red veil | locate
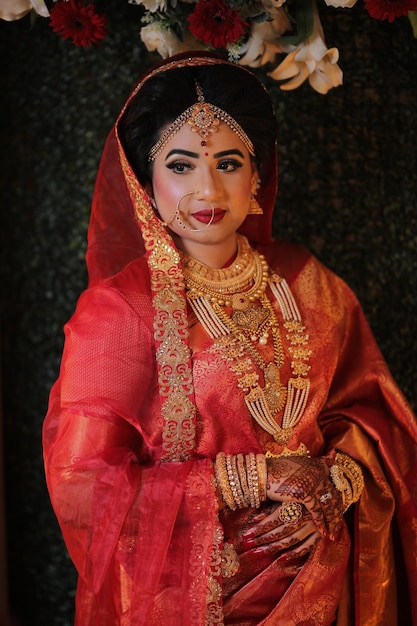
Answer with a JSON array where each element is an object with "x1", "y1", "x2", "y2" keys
[
  {"x1": 86, "y1": 52, "x2": 278, "y2": 288},
  {"x1": 43, "y1": 53, "x2": 417, "y2": 625}
]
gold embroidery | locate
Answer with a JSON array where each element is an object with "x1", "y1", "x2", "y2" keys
[
  {"x1": 118, "y1": 152, "x2": 197, "y2": 461},
  {"x1": 221, "y1": 542, "x2": 240, "y2": 578},
  {"x1": 205, "y1": 522, "x2": 226, "y2": 625},
  {"x1": 206, "y1": 575, "x2": 222, "y2": 604},
  {"x1": 186, "y1": 469, "x2": 224, "y2": 625}
]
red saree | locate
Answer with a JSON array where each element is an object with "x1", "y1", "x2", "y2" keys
[{"x1": 43, "y1": 54, "x2": 417, "y2": 625}]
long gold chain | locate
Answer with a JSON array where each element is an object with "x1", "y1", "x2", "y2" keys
[{"x1": 180, "y1": 235, "x2": 311, "y2": 449}]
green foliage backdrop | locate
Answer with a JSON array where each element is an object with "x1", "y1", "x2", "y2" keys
[{"x1": 1, "y1": 1, "x2": 416, "y2": 623}]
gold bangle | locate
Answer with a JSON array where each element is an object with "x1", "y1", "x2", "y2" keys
[
  {"x1": 245, "y1": 453, "x2": 256, "y2": 508},
  {"x1": 256, "y1": 454, "x2": 267, "y2": 503},
  {"x1": 236, "y1": 454, "x2": 251, "y2": 508},
  {"x1": 329, "y1": 464, "x2": 351, "y2": 511},
  {"x1": 214, "y1": 452, "x2": 237, "y2": 511},
  {"x1": 330, "y1": 452, "x2": 364, "y2": 511},
  {"x1": 215, "y1": 452, "x2": 268, "y2": 511},
  {"x1": 226, "y1": 454, "x2": 246, "y2": 509},
  {"x1": 245, "y1": 452, "x2": 260, "y2": 508},
  {"x1": 335, "y1": 452, "x2": 364, "y2": 502}
]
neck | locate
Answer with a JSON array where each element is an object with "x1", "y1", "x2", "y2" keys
[{"x1": 172, "y1": 234, "x2": 239, "y2": 268}]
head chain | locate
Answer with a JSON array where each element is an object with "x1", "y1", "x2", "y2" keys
[{"x1": 148, "y1": 81, "x2": 255, "y2": 161}]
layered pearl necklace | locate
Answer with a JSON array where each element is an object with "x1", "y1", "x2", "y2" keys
[{"x1": 180, "y1": 235, "x2": 311, "y2": 453}]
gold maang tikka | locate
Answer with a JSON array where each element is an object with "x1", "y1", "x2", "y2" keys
[{"x1": 148, "y1": 81, "x2": 255, "y2": 161}]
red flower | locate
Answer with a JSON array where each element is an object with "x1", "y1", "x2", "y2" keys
[
  {"x1": 49, "y1": 0, "x2": 106, "y2": 47},
  {"x1": 187, "y1": 0, "x2": 247, "y2": 49},
  {"x1": 364, "y1": 0, "x2": 417, "y2": 21}
]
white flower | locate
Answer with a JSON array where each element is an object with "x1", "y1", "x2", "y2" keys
[
  {"x1": 238, "y1": 10, "x2": 291, "y2": 67},
  {"x1": 323, "y1": 0, "x2": 357, "y2": 8},
  {"x1": 29, "y1": 0, "x2": 48, "y2": 15},
  {"x1": 0, "y1": 0, "x2": 49, "y2": 21},
  {"x1": 140, "y1": 23, "x2": 188, "y2": 58},
  {"x1": 268, "y1": 5, "x2": 343, "y2": 93},
  {"x1": 140, "y1": 0, "x2": 168, "y2": 12}
]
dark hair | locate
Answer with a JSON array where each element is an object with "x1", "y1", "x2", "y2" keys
[{"x1": 118, "y1": 63, "x2": 278, "y2": 187}]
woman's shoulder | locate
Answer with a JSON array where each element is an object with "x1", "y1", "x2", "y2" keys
[
  {"x1": 73, "y1": 257, "x2": 153, "y2": 320},
  {"x1": 260, "y1": 238, "x2": 359, "y2": 308},
  {"x1": 259, "y1": 238, "x2": 316, "y2": 281},
  {"x1": 103, "y1": 256, "x2": 152, "y2": 295}
]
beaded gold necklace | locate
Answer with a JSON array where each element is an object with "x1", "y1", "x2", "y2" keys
[{"x1": 180, "y1": 235, "x2": 311, "y2": 455}]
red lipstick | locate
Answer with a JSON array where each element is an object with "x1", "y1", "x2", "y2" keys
[{"x1": 191, "y1": 209, "x2": 226, "y2": 224}]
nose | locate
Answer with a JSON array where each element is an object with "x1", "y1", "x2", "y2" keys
[{"x1": 195, "y1": 168, "x2": 222, "y2": 202}]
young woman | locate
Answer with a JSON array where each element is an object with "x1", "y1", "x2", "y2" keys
[{"x1": 43, "y1": 52, "x2": 417, "y2": 625}]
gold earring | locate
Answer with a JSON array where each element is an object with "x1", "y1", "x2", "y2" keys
[{"x1": 248, "y1": 178, "x2": 263, "y2": 215}]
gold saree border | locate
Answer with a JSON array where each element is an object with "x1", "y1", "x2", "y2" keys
[{"x1": 118, "y1": 151, "x2": 196, "y2": 461}]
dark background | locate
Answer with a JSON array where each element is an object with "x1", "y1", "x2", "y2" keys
[{"x1": 1, "y1": 1, "x2": 416, "y2": 623}]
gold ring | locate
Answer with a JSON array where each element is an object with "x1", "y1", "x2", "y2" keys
[{"x1": 278, "y1": 501, "x2": 303, "y2": 524}]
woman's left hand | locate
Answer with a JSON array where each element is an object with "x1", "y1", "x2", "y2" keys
[{"x1": 266, "y1": 455, "x2": 344, "y2": 540}]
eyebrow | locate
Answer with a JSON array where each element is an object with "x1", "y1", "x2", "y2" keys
[
  {"x1": 164, "y1": 148, "x2": 245, "y2": 161},
  {"x1": 165, "y1": 149, "x2": 198, "y2": 160},
  {"x1": 214, "y1": 149, "x2": 245, "y2": 159}
]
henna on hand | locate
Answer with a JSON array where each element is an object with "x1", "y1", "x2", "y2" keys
[
  {"x1": 257, "y1": 527, "x2": 321, "y2": 560},
  {"x1": 266, "y1": 456, "x2": 344, "y2": 540},
  {"x1": 239, "y1": 501, "x2": 319, "y2": 558}
]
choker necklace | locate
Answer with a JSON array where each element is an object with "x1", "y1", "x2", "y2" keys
[
  {"x1": 180, "y1": 235, "x2": 312, "y2": 455},
  {"x1": 180, "y1": 235, "x2": 267, "y2": 305}
]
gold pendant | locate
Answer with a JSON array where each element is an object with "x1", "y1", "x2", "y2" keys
[
  {"x1": 264, "y1": 363, "x2": 286, "y2": 414},
  {"x1": 231, "y1": 302, "x2": 270, "y2": 337}
]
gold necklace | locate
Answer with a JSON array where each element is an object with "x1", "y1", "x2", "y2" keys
[
  {"x1": 181, "y1": 235, "x2": 311, "y2": 452},
  {"x1": 180, "y1": 234, "x2": 269, "y2": 306}
]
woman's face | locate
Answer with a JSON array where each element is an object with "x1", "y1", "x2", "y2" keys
[{"x1": 151, "y1": 121, "x2": 257, "y2": 268}]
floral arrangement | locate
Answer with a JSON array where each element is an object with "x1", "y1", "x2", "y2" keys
[{"x1": 1, "y1": 0, "x2": 416, "y2": 93}]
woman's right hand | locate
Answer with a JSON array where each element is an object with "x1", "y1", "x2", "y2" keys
[{"x1": 239, "y1": 502, "x2": 321, "y2": 557}]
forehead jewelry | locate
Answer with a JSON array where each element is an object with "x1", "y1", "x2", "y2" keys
[{"x1": 148, "y1": 81, "x2": 255, "y2": 161}]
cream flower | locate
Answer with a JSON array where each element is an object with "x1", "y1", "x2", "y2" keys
[
  {"x1": 323, "y1": 0, "x2": 358, "y2": 8},
  {"x1": 238, "y1": 10, "x2": 291, "y2": 67},
  {"x1": 269, "y1": 5, "x2": 343, "y2": 93},
  {"x1": 140, "y1": 22, "x2": 188, "y2": 57},
  {"x1": 142, "y1": 0, "x2": 168, "y2": 12},
  {"x1": 0, "y1": 0, "x2": 49, "y2": 21}
]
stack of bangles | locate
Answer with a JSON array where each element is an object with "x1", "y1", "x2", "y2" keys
[
  {"x1": 214, "y1": 452, "x2": 267, "y2": 510},
  {"x1": 329, "y1": 452, "x2": 365, "y2": 512},
  {"x1": 214, "y1": 451, "x2": 364, "y2": 514}
]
